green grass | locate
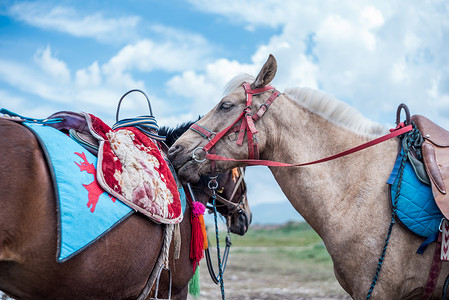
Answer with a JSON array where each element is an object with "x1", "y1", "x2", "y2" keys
[
  {"x1": 210, "y1": 221, "x2": 322, "y2": 247},
  {"x1": 207, "y1": 221, "x2": 332, "y2": 266}
]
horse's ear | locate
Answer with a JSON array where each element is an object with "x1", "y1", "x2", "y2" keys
[{"x1": 251, "y1": 54, "x2": 277, "y2": 89}]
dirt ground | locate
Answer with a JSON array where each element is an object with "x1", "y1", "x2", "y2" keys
[
  {"x1": 0, "y1": 248, "x2": 351, "y2": 300},
  {"x1": 188, "y1": 247, "x2": 351, "y2": 300}
]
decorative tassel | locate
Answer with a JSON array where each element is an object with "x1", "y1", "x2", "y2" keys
[
  {"x1": 190, "y1": 201, "x2": 206, "y2": 272},
  {"x1": 199, "y1": 214, "x2": 208, "y2": 249},
  {"x1": 188, "y1": 265, "x2": 201, "y2": 298}
]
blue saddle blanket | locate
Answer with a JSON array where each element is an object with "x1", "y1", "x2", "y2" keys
[
  {"x1": 25, "y1": 121, "x2": 186, "y2": 261},
  {"x1": 388, "y1": 151, "x2": 443, "y2": 238},
  {"x1": 25, "y1": 123, "x2": 135, "y2": 261}
]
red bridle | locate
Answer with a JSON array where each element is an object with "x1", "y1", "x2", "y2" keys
[
  {"x1": 190, "y1": 83, "x2": 413, "y2": 167},
  {"x1": 190, "y1": 83, "x2": 280, "y2": 161}
]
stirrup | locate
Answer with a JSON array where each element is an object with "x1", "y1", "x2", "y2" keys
[{"x1": 149, "y1": 266, "x2": 172, "y2": 300}]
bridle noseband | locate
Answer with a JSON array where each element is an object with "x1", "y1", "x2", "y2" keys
[
  {"x1": 190, "y1": 82, "x2": 280, "y2": 161},
  {"x1": 191, "y1": 167, "x2": 248, "y2": 222},
  {"x1": 206, "y1": 167, "x2": 247, "y2": 219}
]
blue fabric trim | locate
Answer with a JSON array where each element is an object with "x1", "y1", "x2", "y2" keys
[
  {"x1": 24, "y1": 123, "x2": 133, "y2": 262},
  {"x1": 390, "y1": 155, "x2": 443, "y2": 238},
  {"x1": 417, "y1": 231, "x2": 439, "y2": 255}
]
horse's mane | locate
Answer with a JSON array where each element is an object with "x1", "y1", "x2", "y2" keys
[
  {"x1": 284, "y1": 87, "x2": 386, "y2": 137},
  {"x1": 224, "y1": 74, "x2": 386, "y2": 137},
  {"x1": 159, "y1": 117, "x2": 201, "y2": 147}
]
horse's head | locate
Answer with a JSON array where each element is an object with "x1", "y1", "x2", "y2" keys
[
  {"x1": 168, "y1": 54, "x2": 279, "y2": 183},
  {"x1": 192, "y1": 167, "x2": 251, "y2": 236},
  {"x1": 159, "y1": 123, "x2": 252, "y2": 235}
]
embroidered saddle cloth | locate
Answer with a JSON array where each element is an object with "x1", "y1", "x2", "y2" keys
[
  {"x1": 84, "y1": 113, "x2": 183, "y2": 224},
  {"x1": 388, "y1": 146, "x2": 443, "y2": 238},
  {"x1": 24, "y1": 123, "x2": 134, "y2": 262}
]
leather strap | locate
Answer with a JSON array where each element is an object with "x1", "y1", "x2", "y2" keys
[
  {"x1": 190, "y1": 123, "x2": 215, "y2": 140},
  {"x1": 422, "y1": 231, "x2": 443, "y2": 299},
  {"x1": 205, "y1": 125, "x2": 413, "y2": 167}
]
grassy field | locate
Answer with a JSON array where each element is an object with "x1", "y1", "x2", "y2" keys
[{"x1": 191, "y1": 221, "x2": 350, "y2": 300}]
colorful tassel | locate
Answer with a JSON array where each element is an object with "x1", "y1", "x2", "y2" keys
[
  {"x1": 199, "y1": 214, "x2": 208, "y2": 249},
  {"x1": 190, "y1": 214, "x2": 204, "y2": 272},
  {"x1": 191, "y1": 201, "x2": 206, "y2": 217},
  {"x1": 186, "y1": 188, "x2": 208, "y2": 273},
  {"x1": 188, "y1": 265, "x2": 201, "y2": 298}
]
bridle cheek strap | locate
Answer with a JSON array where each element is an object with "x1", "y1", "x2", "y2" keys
[{"x1": 190, "y1": 83, "x2": 280, "y2": 160}]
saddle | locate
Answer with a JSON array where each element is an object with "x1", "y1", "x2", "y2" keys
[
  {"x1": 411, "y1": 115, "x2": 449, "y2": 219},
  {"x1": 45, "y1": 110, "x2": 184, "y2": 225},
  {"x1": 46, "y1": 111, "x2": 100, "y2": 155}
]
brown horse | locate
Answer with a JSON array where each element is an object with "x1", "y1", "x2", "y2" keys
[
  {"x1": 0, "y1": 118, "x2": 250, "y2": 300},
  {"x1": 168, "y1": 54, "x2": 449, "y2": 299}
]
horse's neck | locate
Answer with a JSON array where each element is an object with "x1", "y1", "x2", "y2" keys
[{"x1": 264, "y1": 101, "x2": 399, "y2": 243}]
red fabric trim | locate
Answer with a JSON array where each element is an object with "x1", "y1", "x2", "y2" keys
[{"x1": 88, "y1": 113, "x2": 110, "y2": 139}]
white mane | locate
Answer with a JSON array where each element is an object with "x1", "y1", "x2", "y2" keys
[
  {"x1": 284, "y1": 87, "x2": 386, "y2": 137},
  {"x1": 223, "y1": 74, "x2": 386, "y2": 138}
]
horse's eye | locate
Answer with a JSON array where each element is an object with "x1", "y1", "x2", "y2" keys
[{"x1": 219, "y1": 102, "x2": 234, "y2": 110}]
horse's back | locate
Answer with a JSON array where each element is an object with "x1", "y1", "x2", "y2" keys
[
  {"x1": 0, "y1": 119, "x2": 50, "y2": 262},
  {"x1": 0, "y1": 119, "x2": 164, "y2": 299}
]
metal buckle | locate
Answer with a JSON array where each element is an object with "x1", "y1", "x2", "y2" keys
[
  {"x1": 192, "y1": 147, "x2": 207, "y2": 163},
  {"x1": 208, "y1": 175, "x2": 219, "y2": 190}
]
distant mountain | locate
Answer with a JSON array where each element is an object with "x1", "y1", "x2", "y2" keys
[
  {"x1": 250, "y1": 200, "x2": 304, "y2": 225},
  {"x1": 203, "y1": 200, "x2": 304, "y2": 226}
]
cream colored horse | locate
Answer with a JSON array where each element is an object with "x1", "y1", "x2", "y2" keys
[{"x1": 168, "y1": 55, "x2": 449, "y2": 299}]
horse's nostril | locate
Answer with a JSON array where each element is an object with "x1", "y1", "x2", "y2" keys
[{"x1": 168, "y1": 144, "x2": 184, "y2": 160}]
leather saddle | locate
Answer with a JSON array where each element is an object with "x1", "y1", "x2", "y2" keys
[
  {"x1": 46, "y1": 111, "x2": 100, "y2": 155},
  {"x1": 411, "y1": 114, "x2": 449, "y2": 218}
]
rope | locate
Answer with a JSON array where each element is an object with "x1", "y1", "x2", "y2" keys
[
  {"x1": 205, "y1": 232, "x2": 232, "y2": 285},
  {"x1": 212, "y1": 192, "x2": 226, "y2": 300},
  {"x1": 366, "y1": 125, "x2": 420, "y2": 299},
  {"x1": 0, "y1": 108, "x2": 63, "y2": 124}
]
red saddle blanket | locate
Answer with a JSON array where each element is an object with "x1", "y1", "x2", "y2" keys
[{"x1": 84, "y1": 113, "x2": 182, "y2": 224}]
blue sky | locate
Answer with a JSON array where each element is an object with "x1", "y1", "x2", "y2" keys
[{"x1": 1, "y1": 0, "x2": 449, "y2": 212}]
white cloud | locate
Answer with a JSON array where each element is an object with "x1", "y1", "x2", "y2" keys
[
  {"x1": 8, "y1": 2, "x2": 140, "y2": 43},
  {"x1": 184, "y1": 0, "x2": 449, "y2": 128},
  {"x1": 360, "y1": 6, "x2": 385, "y2": 29},
  {"x1": 187, "y1": 0, "x2": 289, "y2": 28},
  {"x1": 76, "y1": 62, "x2": 102, "y2": 87},
  {"x1": 34, "y1": 45, "x2": 71, "y2": 82},
  {"x1": 0, "y1": 58, "x2": 74, "y2": 105},
  {"x1": 166, "y1": 58, "x2": 256, "y2": 114},
  {"x1": 103, "y1": 33, "x2": 212, "y2": 75}
]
